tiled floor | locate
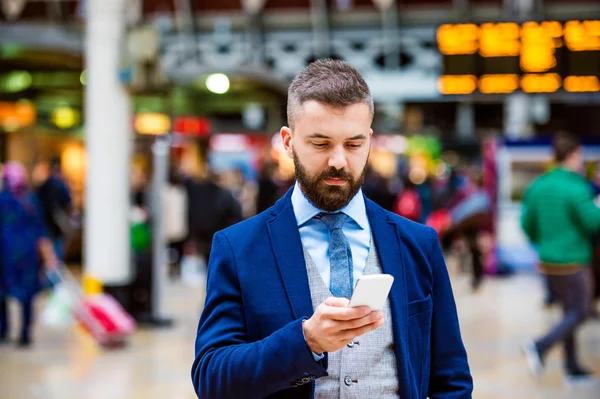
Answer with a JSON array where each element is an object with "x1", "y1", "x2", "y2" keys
[{"x1": 0, "y1": 271, "x2": 599, "y2": 399}]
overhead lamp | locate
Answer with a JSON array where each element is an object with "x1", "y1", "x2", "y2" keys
[{"x1": 206, "y1": 73, "x2": 230, "y2": 94}]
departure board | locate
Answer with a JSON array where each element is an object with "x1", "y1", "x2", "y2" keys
[{"x1": 437, "y1": 21, "x2": 600, "y2": 94}]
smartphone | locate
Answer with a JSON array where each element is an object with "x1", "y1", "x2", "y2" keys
[{"x1": 348, "y1": 274, "x2": 394, "y2": 311}]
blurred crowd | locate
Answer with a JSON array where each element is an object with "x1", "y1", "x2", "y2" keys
[
  {"x1": 128, "y1": 157, "x2": 496, "y2": 294},
  {"x1": 2, "y1": 136, "x2": 600, "y2": 374}
]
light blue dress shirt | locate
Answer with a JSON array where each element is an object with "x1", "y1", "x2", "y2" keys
[{"x1": 291, "y1": 182, "x2": 372, "y2": 293}]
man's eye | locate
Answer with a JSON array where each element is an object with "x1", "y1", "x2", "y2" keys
[
  {"x1": 346, "y1": 143, "x2": 362, "y2": 149},
  {"x1": 312, "y1": 143, "x2": 328, "y2": 148}
]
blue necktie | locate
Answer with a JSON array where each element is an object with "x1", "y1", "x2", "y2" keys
[{"x1": 318, "y1": 212, "x2": 353, "y2": 299}]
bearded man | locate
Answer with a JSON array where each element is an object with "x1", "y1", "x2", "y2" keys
[{"x1": 191, "y1": 59, "x2": 472, "y2": 399}]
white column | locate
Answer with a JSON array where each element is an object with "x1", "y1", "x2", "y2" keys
[
  {"x1": 456, "y1": 101, "x2": 475, "y2": 139},
  {"x1": 373, "y1": 0, "x2": 399, "y2": 71},
  {"x1": 310, "y1": 0, "x2": 330, "y2": 58},
  {"x1": 84, "y1": 0, "x2": 132, "y2": 285},
  {"x1": 241, "y1": 0, "x2": 268, "y2": 66},
  {"x1": 504, "y1": 93, "x2": 533, "y2": 139}
]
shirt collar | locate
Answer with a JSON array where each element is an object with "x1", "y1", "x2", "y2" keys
[{"x1": 291, "y1": 181, "x2": 369, "y2": 230}]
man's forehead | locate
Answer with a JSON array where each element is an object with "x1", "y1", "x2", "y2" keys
[
  {"x1": 294, "y1": 101, "x2": 371, "y2": 128},
  {"x1": 298, "y1": 100, "x2": 369, "y2": 114}
]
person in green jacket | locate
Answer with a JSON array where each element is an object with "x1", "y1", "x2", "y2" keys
[{"x1": 521, "y1": 131, "x2": 599, "y2": 382}]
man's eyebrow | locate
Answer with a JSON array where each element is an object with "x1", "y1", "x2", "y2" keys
[
  {"x1": 347, "y1": 134, "x2": 367, "y2": 141},
  {"x1": 307, "y1": 133, "x2": 330, "y2": 139},
  {"x1": 306, "y1": 133, "x2": 367, "y2": 140}
]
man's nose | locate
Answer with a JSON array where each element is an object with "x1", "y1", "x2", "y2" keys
[{"x1": 328, "y1": 147, "x2": 348, "y2": 170}]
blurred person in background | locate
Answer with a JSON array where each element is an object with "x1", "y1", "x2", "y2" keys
[
  {"x1": 521, "y1": 131, "x2": 600, "y2": 382},
  {"x1": 589, "y1": 163, "x2": 600, "y2": 198},
  {"x1": 446, "y1": 169, "x2": 492, "y2": 291},
  {"x1": 393, "y1": 174, "x2": 422, "y2": 222},
  {"x1": 589, "y1": 164, "x2": 600, "y2": 307},
  {"x1": 230, "y1": 167, "x2": 258, "y2": 220},
  {"x1": 416, "y1": 176, "x2": 434, "y2": 224},
  {"x1": 187, "y1": 170, "x2": 242, "y2": 262},
  {"x1": 164, "y1": 169, "x2": 189, "y2": 277},
  {"x1": 131, "y1": 166, "x2": 149, "y2": 211},
  {"x1": 442, "y1": 167, "x2": 469, "y2": 210},
  {"x1": 362, "y1": 165, "x2": 394, "y2": 211},
  {"x1": 0, "y1": 162, "x2": 58, "y2": 347},
  {"x1": 36, "y1": 156, "x2": 72, "y2": 262},
  {"x1": 256, "y1": 161, "x2": 280, "y2": 214}
]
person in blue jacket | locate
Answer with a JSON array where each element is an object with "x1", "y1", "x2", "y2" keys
[
  {"x1": 191, "y1": 60, "x2": 472, "y2": 399},
  {"x1": 0, "y1": 162, "x2": 57, "y2": 347}
]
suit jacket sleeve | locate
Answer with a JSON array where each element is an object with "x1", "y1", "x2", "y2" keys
[
  {"x1": 191, "y1": 232, "x2": 328, "y2": 399},
  {"x1": 427, "y1": 228, "x2": 473, "y2": 399}
]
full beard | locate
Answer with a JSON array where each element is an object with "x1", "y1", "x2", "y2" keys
[{"x1": 293, "y1": 151, "x2": 367, "y2": 212}]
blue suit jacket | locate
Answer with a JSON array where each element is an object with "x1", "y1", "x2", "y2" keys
[{"x1": 192, "y1": 190, "x2": 473, "y2": 399}]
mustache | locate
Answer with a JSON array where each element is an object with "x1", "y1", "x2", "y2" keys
[{"x1": 318, "y1": 168, "x2": 353, "y2": 181}]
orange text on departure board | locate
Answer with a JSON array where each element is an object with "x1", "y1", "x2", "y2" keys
[
  {"x1": 479, "y1": 23, "x2": 520, "y2": 57},
  {"x1": 439, "y1": 20, "x2": 600, "y2": 55},
  {"x1": 437, "y1": 24, "x2": 479, "y2": 55},
  {"x1": 478, "y1": 74, "x2": 519, "y2": 94},
  {"x1": 564, "y1": 20, "x2": 600, "y2": 51},
  {"x1": 564, "y1": 76, "x2": 600, "y2": 92},
  {"x1": 438, "y1": 75, "x2": 477, "y2": 95},
  {"x1": 520, "y1": 21, "x2": 562, "y2": 73},
  {"x1": 521, "y1": 74, "x2": 562, "y2": 93}
]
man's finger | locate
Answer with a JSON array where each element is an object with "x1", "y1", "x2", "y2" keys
[
  {"x1": 323, "y1": 305, "x2": 371, "y2": 321},
  {"x1": 340, "y1": 311, "x2": 382, "y2": 330},
  {"x1": 324, "y1": 297, "x2": 350, "y2": 307},
  {"x1": 337, "y1": 317, "x2": 384, "y2": 340}
]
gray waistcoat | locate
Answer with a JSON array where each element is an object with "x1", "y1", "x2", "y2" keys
[{"x1": 303, "y1": 239, "x2": 400, "y2": 399}]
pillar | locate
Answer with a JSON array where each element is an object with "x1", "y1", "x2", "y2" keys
[
  {"x1": 504, "y1": 93, "x2": 533, "y2": 139},
  {"x1": 84, "y1": 0, "x2": 132, "y2": 285},
  {"x1": 310, "y1": 0, "x2": 330, "y2": 58},
  {"x1": 456, "y1": 101, "x2": 475, "y2": 139}
]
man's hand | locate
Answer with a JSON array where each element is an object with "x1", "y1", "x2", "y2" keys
[{"x1": 302, "y1": 297, "x2": 384, "y2": 355}]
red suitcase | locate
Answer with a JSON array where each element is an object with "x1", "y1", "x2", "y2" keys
[{"x1": 48, "y1": 266, "x2": 137, "y2": 346}]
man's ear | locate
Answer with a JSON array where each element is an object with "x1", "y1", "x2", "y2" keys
[{"x1": 281, "y1": 126, "x2": 294, "y2": 159}]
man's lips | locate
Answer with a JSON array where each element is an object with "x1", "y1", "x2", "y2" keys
[{"x1": 323, "y1": 178, "x2": 348, "y2": 185}]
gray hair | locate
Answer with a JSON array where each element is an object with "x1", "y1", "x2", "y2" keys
[{"x1": 287, "y1": 59, "x2": 374, "y2": 129}]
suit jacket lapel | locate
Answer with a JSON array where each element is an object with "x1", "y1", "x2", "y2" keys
[
  {"x1": 366, "y1": 198, "x2": 412, "y2": 399},
  {"x1": 267, "y1": 190, "x2": 314, "y2": 320}
]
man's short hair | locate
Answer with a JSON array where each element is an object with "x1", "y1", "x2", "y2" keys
[
  {"x1": 553, "y1": 131, "x2": 581, "y2": 163},
  {"x1": 287, "y1": 59, "x2": 374, "y2": 129}
]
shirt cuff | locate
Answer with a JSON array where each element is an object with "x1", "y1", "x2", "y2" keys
[
  {"x1": 311, "y1": 350, "x2": 325, "y2": 361},
  {"x1": 302, "y1": 319, "x2": 325, "y2": 361}
]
